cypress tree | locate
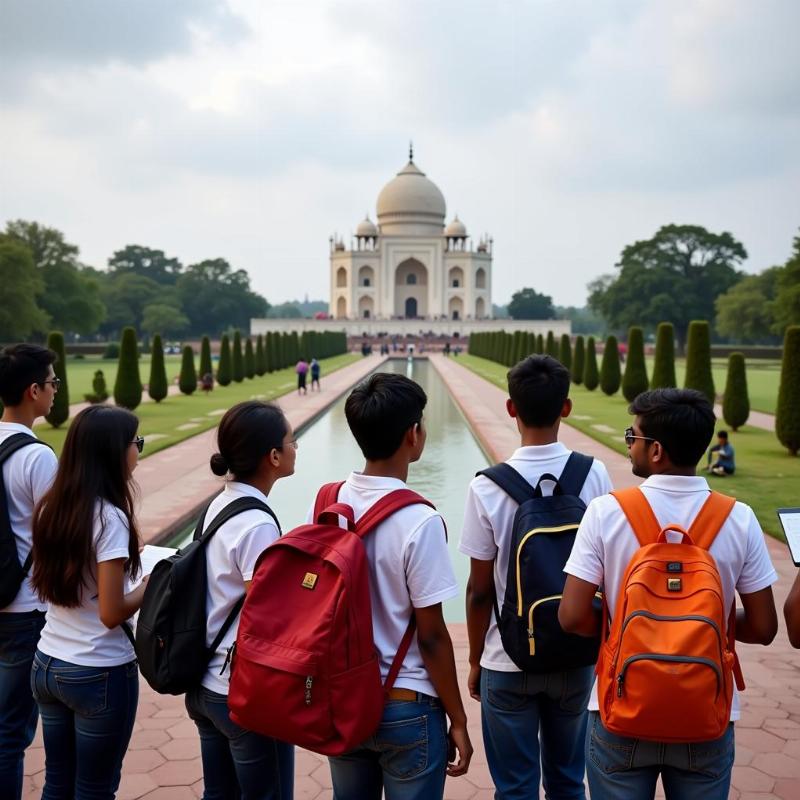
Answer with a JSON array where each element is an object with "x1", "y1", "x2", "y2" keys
[
  {"x1": 651, "y1": 322, "x2": 677, "y2": 389},
  {"x1": 114, "y1": 327, "x2": 142, "y2": 410},
  {"x1": 255, "y1": 335, "x2": 265, "y2": 375},
  {"x1": 199, "y1": 336, "x2": 213, "y2": 381},
  {"x1": 546, "y1": 330, "x2": 558, "y2": 359},
  {"x1": 622, "y1": 326, "x2": 649, "y2": 402},
  {"x1": 148, "y1": 334, "x2": 168, "y2": 402},
  {"x1": 45, "y1": 331, "x2": 69, "y2": 427},
  {"x1": 179, "y1": 345, "x2": 197, "y2": 395},
  {"x1": 536, "y1": 333, "x2": 544, "y2": 354},
  {"x1": 572, "y1": 336, "x2": 585, "y2": 385},
  {"x1": 270, "y1": 332, "x2": 280, "y2": 371},
  {"x1": 232, "y1": 330, "x2": 244, "y2": 382},
  {"x1": 512, "y1": 331, "x2": 525, "y2": 365},
  {"x1": 264, "y1": 333, "x2": 274, "y2": 372},
  {"x1": 600, "y1": 335, "x2": 622, "y2": 396},
  {"x1": 525, "y1": 332, "x2": 536, "y2": 359},
  {"x1": 684, "y1": 320, "x2": 715, "y2": 403},
  {"x1": 776, "y1": 326, "x2": 800, "y2": 456},
  {"x1": 217, "y1": 334, "x2": 232, "y2": 386},
  {"x1": 559, "y1": 334, "x2": 572, "y2": 370},
  {"x1": 244, "y1": 338, "x2": 255, "y2": 379},
  {"x1": 583, "y1": 336, "x2": 599, "y2": 391},
  {"x1": 722, "y1": 353, "x2": 749, "y2": 432}
]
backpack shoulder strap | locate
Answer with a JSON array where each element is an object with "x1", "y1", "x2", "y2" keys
[
  {"x1": 355, "y1": 489, "x2": 436, "y2": 538},
  {"x1": 557, "y1": 452, "x2": 594, "y2": 497},
  {"x1": 688, "y1": 491, "x2": 737, "y2": 550},
  {"x1": 198, "y1": 496, "x2": 281, "y2": 545},
  {"x1": 0, "y1": 433, "x2": 49, "y2": 465},
  {"x1": 313, "y1": 481, "x2": 345, "y2": 521},
  {"x1": 475, "y1": 463, "x2": 535, "y2": 506},
  {"x1": 611, "y1": 487, "x2": 661, "y2": 547}
]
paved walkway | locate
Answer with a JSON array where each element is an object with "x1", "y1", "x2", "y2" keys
[
  {"x1": 714, "y1": 404, "x2": 776, "y2": 433},
  {"x1": 21, "y1": 354, "x2": 799, "y2": 799}
]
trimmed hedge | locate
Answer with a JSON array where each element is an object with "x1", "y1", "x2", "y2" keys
[
  {"x1": 232, "y1": 330, "x2": 244, "y2": 382},
  {"x1": 199, "y1": 336, "x2": 213, "y2": 382},
  {"x1": 600, "y1": 335, "x2": 621, "y2": 396},
  {"x1": 113, "y1": 327, "x2": 142, "y2": 410},
  {"x1": 559, "y1": 334, "x2": 572, "y2": 370},
  {"x1": 651, "y1": 322, "x2": 677, "y2": 389},
  {"x1": 684, "y1": 320, "x2": 715, "y2": 403},
  {"x1": 85, "y1": 370, "x2": 108, "y2": 404},
  {"x1": 622, "y1": 326, "x2": 649, "y2": 402},
  {"x1": 583, "y1": 336, "x2": 599, "y2": 390},
  {"x1": 572, "y1": 336, "x2": 585, "y2": 385},
  {"x1": 536, "y1": 333, "x2": 544, "y2": 354},
  {"x1": 722, "y1": 353, "x2": 749, "y2": 431},
  {"x1": 244, "y1": 338, "x2": 255, "y2": 379},
  {"x1": 546, "y1": 330, "x2": 558, "y2": 359},
  {"x1": 179, "y1": 345, "x2": 197, "y2": 395},
  {"x1": 255, "y1": 334, "x2": 265, "y2": 375},
  {"x1": 148, "y1": 334, "x2": 168, "y2": 402},
  {"x1": 217, "y1": 334, "x2": 232, "y2": 386},
  {"x1": 776, "y1": 326, "x2": 800, "y2": 456}
]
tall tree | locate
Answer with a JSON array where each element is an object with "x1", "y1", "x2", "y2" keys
[
  {"x1": 684, "y1": 321, "x2": 715, "y2": 403},
  {"x1": 600, "y1": 335, "x2": 621, "y2": 396},
  {"x1": 583, "y1": 337, "x2": 599, "y2": 390},
  {"x1": 508, "y1": 288, "x2": 555, "y2": 320},
  {"x1": 148, "y1": 334, "x2": 168, "y2": 402},
  {"x1": 107, "y1": 245, "x2": 183, "y2": 285},
  {"x1": 715, "y1": 268, "x2": 781, "y2": 343},
  {"x1": 114, "y1": 327, "x2": 142, "y2": 410},
  {"x1": 776, "y1": 326, "x2": 800, "y2": 456},
  {"x1": 772, "y1": 232, "x2": 800, "y2": 334},
  {"x1": 622, "y1": 327, "x2": 649, "y2": 402},
  {"x1": 141, "y1": 303, "x2": 189, "y2": 337},
  {"x1": 572, "y1": 336, "x2": 585, "y2": 385},
  {"x1": 0, "y1": 237, "x2": 48, "y2": 339},
  {"x1": 651, "y1": 322, "x2": 677, "y2": 389}
]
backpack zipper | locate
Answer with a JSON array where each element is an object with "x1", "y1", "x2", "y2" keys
[
  {"x1": 515, "y1": 524, "x2": 578, "y2": 614},
  {"x1": 619, "y1": 610, "x2": 724, "y2": 666},
  {"x1": 616, "y1": 653, "x2": 722, "y2": 698},
  {"x1": 526, "y1": 591, "x2": 603, "y2": 655}
]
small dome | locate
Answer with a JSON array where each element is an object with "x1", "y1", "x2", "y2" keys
[
  {"x1": 356, "y1": 215, "x2": 378, "y2": 237},
  {"x1": 376, "y1": 159, "x2": 446, "y2": 227},
  {"x1": 445, "y1": 215, "x2": 467, "y2": 237}
]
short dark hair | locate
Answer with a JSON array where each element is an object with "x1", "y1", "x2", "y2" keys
[
  {"x1": 629, "y1": 388, "x2": 716, "y2": 467},
  {"x1": 507, "y1": 355, "x2": 570, "y2": 427},
  {"x1": 717, "y1": 430, "x2": 728, "y2": 439},
  {"x1": 0, "y1": 344, "x2": 57, "y2": 406},
  {"x1": 345, "y1": 373, "x2": 427, "y2": 460}
]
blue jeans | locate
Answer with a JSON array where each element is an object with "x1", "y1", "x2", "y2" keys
[
  {"x1": 329, "y1": 692, "x2": 448, "y2": 800},
  {"x1": 481, "y1": 666, "x2": 594, "y2": 800},
  {"x1": 185, "y1": 685, "x2": 294, "y2": 800},
  {"x1": 30, "y1": 651, "x2": 138, "y2": 800},
  {"x1": 585, "y1": 712, "x2": 735, "y2": 800},
  {"x1": 0, "y1": 610, "x2": 46, "y2": 800}
]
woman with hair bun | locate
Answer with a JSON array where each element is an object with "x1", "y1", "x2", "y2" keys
[{"x1": 187, "y1": 400, "x2": 297, "y2": 800}]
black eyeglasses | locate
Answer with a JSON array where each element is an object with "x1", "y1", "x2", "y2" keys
[
  {"x1": 624, "y1": 426, "x2": 655, "y2": 447},
  {"x1": 41, "y1": 378, "x2": 61, "y2": 391},
  {"x1": 131, "y1": 436, "x2": 145, "y2": 454}
]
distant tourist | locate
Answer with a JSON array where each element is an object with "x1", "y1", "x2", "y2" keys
[
  {"x1": 295, "y1": 358, "x2": 308, "y2": 395},
  {"x1": 310, "y1": 358, "x2": 320, "y2": 391},
  {"x1": 201, "y1": 371, "x2": 214, "y2": 393},
  {"x1": 707, "y1": 429, "x2": 735, "y2": 476},
  {"x1": 444, "y1": 341, "x2": 451, "y2": 356}
]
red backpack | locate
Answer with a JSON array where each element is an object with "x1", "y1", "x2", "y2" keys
[{"x1": 227, "y1": 482, "x2": 435, "y2": 756}]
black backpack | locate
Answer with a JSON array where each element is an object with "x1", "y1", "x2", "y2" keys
[
  {"x1": 136, "y1": 495, "x2": 280, "y2": 695},
  {"x1": 0, "y1": 433, "x2": 51, "y2": 609},
  {"x1": 477, "y1": 452, "x2": 602, "y2": 673}
]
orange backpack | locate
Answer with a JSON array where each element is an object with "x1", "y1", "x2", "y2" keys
[{"x1": 596, "y1": 488, "x2": 745, "y2": 743}]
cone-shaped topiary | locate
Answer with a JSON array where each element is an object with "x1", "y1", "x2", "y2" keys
[
  {"x1": 776, "y1": 326, "x2": 800, "y2": 456},
  {"x1": 684, "y1": 320, "x2": 715, "y2": 403},
  {"x1": 722, "y1": 353, "x2": 749, "y2": 431},
  {"x1": 583, "y1": 336, "x2": 599, "y2": 390},
  {"x1": 232, "y1": 330, "x2": 244, "y2": 382},
  {"x1": 600, "y1": 335, "x2": 622, "y2": 396},
  {"x1": 255, "y1": 335, "x2": 265, "y2": 375},
  {"x1": 45, "y1": 332, "x2": 69, "y2": 427},
  {"x1": 572, "y1": 336, "x2": 585, "y2": 385},
  {"x1": 148, "y1": 334, "x2": 168, "y2": 402},
  {"x1": 217, "y1": 334, "x2": 232, "y2": 386},
  {"x1": 179, "y1": 345, "x2": 197, "y2": 395},
  {"x1": 114, "y1": 327, "x2": 142, "y2": 410},
  {"x1": 264, "y1": 332, "x2": 274, "y2": 372},
  {"x1": 622, "y1": 326, "x2": 649, "y2": 402},
  {"x1": 559, "y1": 334, "x2": 572, "y2": 371},
  {"x1": 244, "y1": 338, "x2": 255, "y2": 379},
  {"x1": 536, "y1": 333, "x2": 544, "y2": 354},
  {"x1": 85, "y1": 370, "x2": 109, "y2": 404},
  {"x1": 199, "y1": 336, "x2": 213, "y2": 381},
  {"x1": 651, "y1": 322, "x2": 677, "y2": 389},
  {"x1": 546, "y1": 331, "x2": 558, "y2": 358}
]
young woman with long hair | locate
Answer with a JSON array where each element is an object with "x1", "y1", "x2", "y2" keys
[
  {"x1": 186, "y1": 400, "x2": 296, "y2": 800},
  {"x1": 30, "y1": 405, "x2": 146, "y2": 799}
]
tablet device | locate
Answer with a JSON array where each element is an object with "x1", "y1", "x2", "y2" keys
[{"x1": 778, "y1": 508, "x2": 800, "y2": 566}]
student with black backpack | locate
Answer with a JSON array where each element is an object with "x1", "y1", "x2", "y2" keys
[
  {"x1": 459, "y1": 355, "x2": 612, "y2": 799},
  {"x1": 0, "y1": 343, "x2": 59, "y2": 800}
]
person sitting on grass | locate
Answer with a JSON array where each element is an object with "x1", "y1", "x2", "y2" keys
[{"x1": 706, "y1": 430, "x2": 735, "y2": 476}]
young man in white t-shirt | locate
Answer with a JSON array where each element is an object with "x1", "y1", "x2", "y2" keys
[
  {"x1": 559, "y1": 388, "x2": 778, "y2": 800},
  {"x1": 324, "y1": 372, "x2": 472, "y2": 799},
  {"x1": 0, "y1": 344, "x2": 59, "y2": 799},
  {"x1": 459, "y1": 354, "x2": 612, "y2": 799}
]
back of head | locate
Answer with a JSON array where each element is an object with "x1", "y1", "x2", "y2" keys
[
  {"x1": 345, "y1": 372, "x2": 427, "y2": 460},
  {"x1": 0, "y1": 343, "x2": 56, "y2": 407},
  {"x1": 718, "y1": 430, "x2": 729, "y2": 441},
  {"x1": 629, "y1": 388, "x2": 716, "y2": 467},
  {"x1": 507, "y1": 355, "x2": 570, "y2": 428}
]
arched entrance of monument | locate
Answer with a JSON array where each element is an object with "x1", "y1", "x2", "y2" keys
[
  {"x1": 475, "y1": 296, "x2": 486, "y2": 319},
  {"x1": 358, "y1": 295, "x2": 375, "y2": 319},
  {"x1": 336, "y1": 296, "x2": 347, "y2": 319},
  {"x1": 358, "y1": 265, "x2": 374, "y2": 287},
  {"x1": 395, "y1": 258, "x2": 428, "y2": 317},
  {"x1": 448, "y1": 296, "x2": 464, "y2": 321},
  {"x1": 336, "y1": 267, "x2": 348, "y2": 288}
]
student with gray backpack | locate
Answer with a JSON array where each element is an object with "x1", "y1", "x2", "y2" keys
[{"x1": 459, "y1": 355, "x2": 612, "y2": 799}]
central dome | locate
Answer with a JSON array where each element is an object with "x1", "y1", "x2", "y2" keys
[{"x1": 376, "y1": 159, "x2": 446, "y2": 235}]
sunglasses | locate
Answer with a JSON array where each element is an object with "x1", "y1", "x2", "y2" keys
[
  {"x1": 624, "y1": 426, "x2": 655, "y2": 447},
  {"x1": 131, "y1": 436, "x2": 145, "y2": 454}
]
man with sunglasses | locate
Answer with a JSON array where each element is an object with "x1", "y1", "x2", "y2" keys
[{"x1": 0, "y1": 344, "x2": 60, "y2": 799}]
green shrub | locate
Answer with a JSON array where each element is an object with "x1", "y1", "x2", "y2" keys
[
  {"x1": 572, "y1": 336, "x2": 585, "y2": 385},
  {"x1": 684, "y1": 320, "x2": 715, "y2": 403},
  {"x1": 179, "y1": 346, "x2": 197, "y2": 395},
  {"x1": 559, "y1": 334, "x2": 572, "y2": 370},
  {"x1": 600, "y1": 335, "x2": 622, "y2": 396},
  {"x1": 199, "y1": 336, "x2": 213, "y2": 382},
  {"x1": 244, "y1": 338, "x2": 255, "y2": 379},
  {"x1": 232, "y1": 330, "x2": 244, "y2": 382},
  {"x1": 722, "y1": 353, "x2": 749, "y2": 431},
  {"x1": 512, "y1": 331, "x2": 525, "y2": 365},
  {"x1": 264, "y1": 332, "x2": 274, "y2": 372},
  {"x1": 141, "y1": 335, "x2": 151, "y2": 355},
  {"x1": 113, "y1": 327, "x2": 142, "y2": 410},
  {"x1": 148, "y1": 334, "x2": 168, "y2": 403},
  {"x1": 536, "y1": 333, "x2": 544, "y2": 354},
  {"x1": 45, "y1": 332, "x2": 69, "y2": 427},
  {"x1": 622, "y1": 326, "x2": 649, "y2": 402},
  {"x1": 776, "y1": 326, "x2": 800, "y2": 455},
  {"x1": 583, "y1": 336, "x2": 599, "y2": 390},
  {"x1": 255, "y1": 335, "x2": 266, "y2": 375},
  {"x1": 651, "y1": 322, "x2": 677, "y2": 389},
  {"x1": 217, "y1": 334, "x2": 232, "y2": 386},
  {"x1": 546, "y1": 330, "x2": 558, "y2": 358},
  {"x1": 103, "y1": 341, "x2": 120, "y2": 359},
  {"x1": 84, "y1": 370, "x2": 109, "y2": 404}
]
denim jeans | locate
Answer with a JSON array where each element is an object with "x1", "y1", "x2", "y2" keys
[
  {"x1": 329, "y1": 692, "x2": 448, "y2": 800},
  {"x1": 185, "y1": 685, "x2": 294, "y2": 800},
  {"x1": 0, "y1": 610, "x2": 46, "y2": 800},
  {"x1": 30, "y1": 651, "x2": 139, "y2": 800},
  {"x1": 585, "y1": 711, "x2": 735, "y2": 800},
  {"x1": 480, "y1": 666, "x2": 594, "y2": 800}
]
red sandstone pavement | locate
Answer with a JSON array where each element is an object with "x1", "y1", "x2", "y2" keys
[{"x1": 21, "y1": 354, "x2": 800, "y2": 799}]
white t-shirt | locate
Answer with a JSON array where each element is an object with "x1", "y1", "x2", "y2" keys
[
  {"x1": 201, "y1": 482, "x2": 281, "y2": 695},
  {"x1": 564, "y1": 474, "x2": 778, "y2": 719},
  {"x1": 38, "y1": 501, "x2": 136, "y2": 666},
  {"x1": 0, "y1": 422, "x2": 58, "y2": 613},
  {"x1": 458, "y1": 443, "x2": 613, "y2": 671},
  {"x1": 307, "y1": 472, "x2": 459, "y2": 697}
]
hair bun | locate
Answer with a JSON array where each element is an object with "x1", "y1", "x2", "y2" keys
[{"x1": 209, "y1": 452, "x2": 229, "y2": 476}]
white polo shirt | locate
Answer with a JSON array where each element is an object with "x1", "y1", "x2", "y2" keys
[
  {"x1": 308, "y1": 472, "x2": 459, "y2": 697},
  {"x1": 201, "y1": 482, "x2": 281, "y2": 695},
  {"x1": 0, "y1": 422, "x2": 58, "y2": 613},
  {"x1": 458, "y1": 443, "x2": 612, "y2": 671},
  {"x1": 564, "y1": 474, "x2": 778, "y2": 719}
]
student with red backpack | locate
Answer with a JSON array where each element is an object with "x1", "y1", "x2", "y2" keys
[{"x1": 559, "y1": 388, "x2": 778, "y2": 799}]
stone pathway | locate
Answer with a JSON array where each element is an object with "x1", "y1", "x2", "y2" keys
[{"x1": 714, "y1": 404, "x2": 776, "y2": 433}]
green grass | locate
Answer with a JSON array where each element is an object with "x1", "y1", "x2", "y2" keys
[
  {"x1": 461, "y1": 354, "x2": 798, "y2": 540},
  {"x1": 36, "y1": 354, "x2": 359, "y2": 458},
  {"x1": 57, "y1": 354, "x2": 184, "y2": 400}
]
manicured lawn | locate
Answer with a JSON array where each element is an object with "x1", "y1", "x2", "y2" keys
[
  {"x1": 36, "y1": 354, "x2": 359, "y2": 458},
  {"x1": 57, "y1": 354, "x2": 184, "y2": 400},
  {"x1": 460, "y1": 354, "x2": 798, "y2": 540}
]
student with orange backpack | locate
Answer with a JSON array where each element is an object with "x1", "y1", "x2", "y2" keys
[{"x1": 559, "y1": 388, "x2": 778, "y2": 799}]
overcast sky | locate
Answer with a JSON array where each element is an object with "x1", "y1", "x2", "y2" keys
[{"x1": 1, "y1": 0, "x2": 798, "y2": 308}]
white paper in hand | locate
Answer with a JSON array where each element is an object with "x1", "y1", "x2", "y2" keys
[{"x1": 140, "y1": 545, "x2": 178, "y2": 577}]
